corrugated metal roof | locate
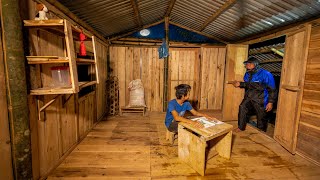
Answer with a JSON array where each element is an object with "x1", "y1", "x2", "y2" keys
[{"x1": 57, "y1": 0, "x2": 320, "y2": 42}]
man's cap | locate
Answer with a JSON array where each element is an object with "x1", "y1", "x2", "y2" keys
[{"x1": 243, "y1": 56, "x2": 259, "y2": 64}]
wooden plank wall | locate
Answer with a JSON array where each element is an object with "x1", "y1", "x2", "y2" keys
[
  {"x1": 109, "y1": 46, "x2": 226, "y2": 112},
  {"x1": 28, "y1": 32, "x2": 107, "y2": 179},
  {"x1": 78, "y1": 92, "x2": 96, "y2": 139},
  {"x1": 297, "y1": 23, "x2": 320, "y2": 164},
  {"x1": 222, "y1": 44, "x2": 248, "y2": 120},
  {"x1": 169, "y1": 48, "x2": 200, "y2": 104},
  {"x1": 95, "y1": 40, "x2": 108, "y2": 120},
  {"x1": 109, "y1": 47, "x2": 163, "y2": 112},
  {"x1": 199, "y1": 47, "x2": 226, "y2": 110}
]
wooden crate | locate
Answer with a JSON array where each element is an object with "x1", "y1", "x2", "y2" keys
[{"x1": 120, "y1": 106, "x2": 146, "y2": 116}]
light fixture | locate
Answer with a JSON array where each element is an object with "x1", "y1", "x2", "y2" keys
[{"x1": 140, "y1": 29, "x2": 150, "y2": 36}]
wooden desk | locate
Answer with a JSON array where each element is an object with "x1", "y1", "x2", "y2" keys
[{"x1": 178, "y1": 121, "x2": 233, "y2": 176}]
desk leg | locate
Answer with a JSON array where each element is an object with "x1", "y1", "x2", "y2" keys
[
  {"x1": 178, "y1": 125, "x2": 207, "y2": 176},
  {"x1": 215, "y1": 131, "x2": 232, "y2": 159}
]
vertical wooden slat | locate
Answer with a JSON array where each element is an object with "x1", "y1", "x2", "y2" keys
[
  {"x1": 148, "y1": 48, "x2": 154, "y2": 111},
  {"x1": 216, "y1": 48, "x2": 226, "y2": 108},
  {"x1": 125, "y1": 47, "x2": 134, "y2": 106},
  {"x1": 133, "y1": 47, "x2": 140, "y2": 79},
  {"x1": 222, "y1": 44, "x2": 248, "y2": 120},
  {"x1": 159, "y1": 51, "x2": 164, "y2": 112},
  {"x1": 118, "y1": 47, "x2": 126, "y2": 108},
  {"x1": 141, "y1": 48, "x2": 149, "y2": 110},
  {"x1": 200, "y1": 48, "x2": 208, "y2": 109},
  {"x1": 64, "y1": 20, "x2": 79, "y2": 93}
]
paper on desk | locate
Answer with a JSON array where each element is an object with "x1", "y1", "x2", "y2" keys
[{"x1": 190, "y1": 117, "x2": 224, "y2": 128}]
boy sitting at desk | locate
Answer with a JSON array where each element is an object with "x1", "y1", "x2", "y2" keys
[{"x1": 165, "y1": 84, "x2": 216, "y2": 133}]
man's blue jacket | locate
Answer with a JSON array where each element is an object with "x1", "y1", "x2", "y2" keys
[{"x1": 239, "y1": 68, "x2": 277, "y2": 107}]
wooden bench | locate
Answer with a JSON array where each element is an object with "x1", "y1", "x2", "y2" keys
[{"x1": 120, "y1": 106, "x2": 146, "y2": 116}]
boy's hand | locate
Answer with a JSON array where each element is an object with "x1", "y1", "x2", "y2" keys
[
  {"x1": 204, "y1": 115, "x2": 218, "y2": 122},
  {"x1": 189, "y1": 120, "x2": 204, "y2": 128}
]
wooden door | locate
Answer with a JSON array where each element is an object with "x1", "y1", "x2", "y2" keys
[
  {"x1": 222, "y1": 44, "x2": 248, "y2": 120},
  {"x1": 199, "y1": 47, "x2": 226, "y2": 110},
  {"x1": 274, "y1": 25, "x2": 311, "y2": 153},
  {"x1": 169, "y1": 48, "x2": 200, "y2": 105}
]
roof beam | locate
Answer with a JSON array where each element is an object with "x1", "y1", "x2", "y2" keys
[
  {"x1": 108, "y1": 20, "x2": 165, "y2": 41},
  {"x1": 170, "y1": 21, "x2": 228, "y2": 44},
  {"x1": 199, "y1": 0, "x2": 237, "y2": 31},
  {"x1": 130, "y1": 0, "x2": 142, "y2": 27},
  {"x1": 165, "y1": 0, "x2": 176, "y2": 17}
]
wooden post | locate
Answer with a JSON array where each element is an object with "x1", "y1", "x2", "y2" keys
[
  {"x1": 0, "y1": 0, "x2": 32, "y2": 179},
  {"x1": 0, "y1": 16, "x2": 14, "y2": 180},
  {"x1": 163, "y1": 17, "x2": 169, "y2": 112}
]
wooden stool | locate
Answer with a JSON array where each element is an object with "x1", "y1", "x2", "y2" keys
[
  {"x1": 166, "y1": 129, "x2": 176, "y2": 145},
  {"x1": 120, "y1": 106, "x2": 146, "y2": 116}
]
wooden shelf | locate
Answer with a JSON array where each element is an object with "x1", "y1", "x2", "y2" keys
[
  {"x1": 23, "y1": 19, "x2": 64, "y2": 27},
  {"x1": 30, "y1": 86, "x2": 75, "y2": 95},
  {"x1": 27, "y1": 56, "x2": 69, "y2": 64},
  {"x1": 25, "y1": 19, "x2": 99, "y2": 96},
  {"x1": 76, "y1": 58, "x2": 95, "y2": 64},
  {"x1": 30, "y1": 81, "x2": 97, "y2": 95}
]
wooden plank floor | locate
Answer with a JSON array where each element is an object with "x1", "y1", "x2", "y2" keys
[{"x1": 48, "y1": 111, "x2": 320, "y2": 180}]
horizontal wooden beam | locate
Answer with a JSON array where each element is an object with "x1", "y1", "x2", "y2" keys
[
  {"x1": 259, "y1": 59, "x2": 283, "y2": 64},
  {"x1": 110, "y1": 40, "x2": 225, "y2": 48},
  {"x1": 199, "y1": 0, "x2": 237, "y2": 31},
  {"x1": 108, "y1": 20, "x2": 164, "y2": 41}
]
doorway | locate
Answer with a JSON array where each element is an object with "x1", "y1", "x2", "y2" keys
[{"x1": 247, "y1": 36, "x2": 285, "y2": 137}]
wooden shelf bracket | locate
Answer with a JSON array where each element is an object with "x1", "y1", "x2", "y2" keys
[
  {"x1": 62, "y1": 94, "x2": 73, "y2": 108},
  {"x1": 37, "y1": 95, "x2": 62, "y2": 121}
]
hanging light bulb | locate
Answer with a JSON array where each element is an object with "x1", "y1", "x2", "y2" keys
[{"x1": 140, "y1": 29, "x2": 150, "y2": 36}]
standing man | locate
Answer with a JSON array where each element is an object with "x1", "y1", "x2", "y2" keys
[{"x1": 232, "y1": 57, "x2": 277, "y2": 132}]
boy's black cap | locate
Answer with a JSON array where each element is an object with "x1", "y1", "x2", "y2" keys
[{"x1": 243, "y1": 56, "x2": 259, "y2": 64}]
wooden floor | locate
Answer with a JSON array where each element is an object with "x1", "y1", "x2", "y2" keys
[{"x1": 48, "y1": 111, "x2": 320, "y2": 180}]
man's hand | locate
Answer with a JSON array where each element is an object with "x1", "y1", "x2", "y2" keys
[
  {"x1": 232, "y1": 81, "x2": 240, "y2": 88},
  {"x1": 265, "y1": 103, "x2": 273, "y2": 112}
]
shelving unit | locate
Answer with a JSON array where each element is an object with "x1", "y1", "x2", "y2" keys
[
  {"x1": 24, "y1": 19, "x2": 99, "y2": 120},
  {"x1": 24, "y1": 19, "x2": 99, "y2": 95}
]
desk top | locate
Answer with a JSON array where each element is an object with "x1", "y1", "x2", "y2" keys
[{"x1": 179, "y1": 121, "x2": 233, "y2": 141}]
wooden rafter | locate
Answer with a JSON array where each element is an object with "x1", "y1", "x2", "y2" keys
[
  {"x1": 108, "y1": 20, "x2": 164, "y2": 41},
  {"x1": 130, "y1": 0, "x2": 142, "y2": 27},
  {"x1": 170, "y1": 21, "x2": 228, "y2": 44},
  {"x1": 259, "y1": 59, "x2": 283, "y2": 64},
  {"x1": 165, "y1": 0, "x2": 176, "y2": 17},
  {"x1": 199, "y1": 0, "x2": 237, "y2": 31}
]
